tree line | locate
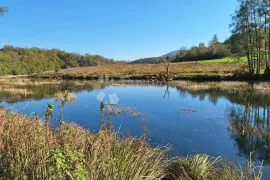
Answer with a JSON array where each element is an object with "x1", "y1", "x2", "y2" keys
[
  {"x1": 173, "y1": 35, "x2": 232, "y2": 62},
  {"x1": 0, "y1": 46, "x2": 118, "y2": 75},
  {"x1": 132, "y1": 34, "x2": 246, "y2": 64},
  {"x1": 0, "y1": 6, "x2": 8, "y2": 17},
  {"x1": 231, "y1": 0, "x2": 270, "y2": 75}
]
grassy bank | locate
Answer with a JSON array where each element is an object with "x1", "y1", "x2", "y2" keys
[
  {"x1": 30, "y1": 59, "x2": 251, "y2": 81},
  {"x1": 179, "y1": 57, "x2": 247, "y2": 64},
  {"x1": 0, "y1": 107, "x2": 264, "y2": 180},
  {"x1": 1, "y1": 77, "x2": 270, "y2": 97},
  {"x1": 169, "y1": 81, "x2": 270, "y2": 94}
]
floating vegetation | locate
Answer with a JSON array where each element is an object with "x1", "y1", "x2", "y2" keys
[
  {"x1": 179, "y1": 106, "x2": 202, "y2": 113},
  {"x1": 107, "y1": 106, "x2": 142, "y2": 117},
  {"x1": 179, "y1": 108, "x2": 198, "y2": 113},
  {"x1": 54, "y1": 91, "x2": 77, "y2": 103}
]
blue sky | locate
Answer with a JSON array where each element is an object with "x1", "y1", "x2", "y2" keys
[{"x1": 0, "y1": 0, "x2": 238, "y2": 60}]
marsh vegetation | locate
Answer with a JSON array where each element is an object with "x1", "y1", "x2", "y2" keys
[{"x1": 0, "y1": 101, "x2": 264, "y2": 180}]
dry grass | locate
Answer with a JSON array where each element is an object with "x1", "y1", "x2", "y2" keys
[
  {"x1": 0, "y1": 109, "x2": 168, "y2": 180},
  {"x1": 165, "y1": 154, "x2": 263, "y2": 180},
  {"x1": 0, "y1": 77, "x2": 61, "y2": 86},
  {"x1": 36, "y1": 63, "x2": 246, "y2": 79},
  {"x1": 0, "y1": 108, "x2": 264, "y2": 180},
  {"x1": 0, "y1": 87, "x2": 33, "y2": 96},
  {"x1": 170, "y1": 81, "x2": 270, "y2": 94},
  {"x1": 54, "y1": 91, "x2": 77, "y2": 103}
]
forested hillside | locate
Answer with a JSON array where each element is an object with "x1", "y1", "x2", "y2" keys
[
  {"x1": 0, "y1": 46, "x2": 117, "y2": 75},
  {"x1": 173, "y1": 35, "x2": 231, "y2": 62},
  {"x1": 131, "y1": 34, "x2": 244, "y2": 64}
]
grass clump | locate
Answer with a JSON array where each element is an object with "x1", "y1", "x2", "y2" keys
[
  {"x1": 165, "y1": 154, "x2": 263, "y2": 180},
  {"x1": 0, "y1": 109, "x2": 167, "y2": 180},
  {"x1": 165, "y1": 154, "x2": 221, "y2": 179}
]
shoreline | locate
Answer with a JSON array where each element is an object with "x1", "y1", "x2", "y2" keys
[{"x1": 29, "y1": 72, "x2": 270, "y2": 82}]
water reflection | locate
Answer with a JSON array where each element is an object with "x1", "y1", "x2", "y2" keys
[
  {"x1": 0, "y1": 81, "x2": 101, "y2": 103},
  {"x1": 228, "y1": 94, "x2": 270, "y2": 164},
  {"x1": 163, "y1": 85, "x2": 170, "y2": 98},
  {"x1": 1, "y1": 80, "x2": 270, "y2": 167},
  {"x1": 174, "y1": 85, "x2": 270, "y2": 164}
]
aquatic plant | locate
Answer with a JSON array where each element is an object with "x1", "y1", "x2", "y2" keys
[
  {"x1": 45, "y1": 101, "x2": 54, "y2": 125},
  {"x1": 55, "y1": 90, "x2": 76, "y2": 125}
]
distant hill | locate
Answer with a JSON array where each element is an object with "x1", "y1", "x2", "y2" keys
[
  {"x1": 130, "y1": 50, "x2": 179, "y2": 64},
  {"x1": 160, "y1": 50, "x2": 180, "y2": 57},
  {"x1": 130, "y1": 57, "x2": 163, "y2": 64}
]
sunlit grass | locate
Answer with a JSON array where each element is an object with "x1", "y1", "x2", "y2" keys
[
  {"x1": 0, "y1": 87, "x2": 33, "y2": 96},
  {"x1": 32, "y1": 62, "x2": 247, "y2": 80},
  {"x1": 0, "y1": 109, "x2": 167, "y2": 180},
  {"x1": 0, "y1": 108, "x2": 264, "y2": 180},
  {"x1": 177, "y1": 57, "x2": 248, "y2": 64},
  {"x1": 170, "y1": 81, "x2": 270, "y2": 94}
]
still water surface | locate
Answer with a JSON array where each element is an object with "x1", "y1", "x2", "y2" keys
[{"x1": 0, "y1": 80, "x2": 270, "y2": 179}]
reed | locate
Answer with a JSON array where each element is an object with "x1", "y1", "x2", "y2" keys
[
  {"x1": 170, "y1": 81, "x2": 270, "y2": 94},
  {"x1": 0, "y1": 87, "x2": 33, "y2": 96},
  {"x1": 0, "y1": 109, "x2": 167, "y2": 180},
  {"x1": 0, "y1": 98, "x2": 264, "y2": 180}
]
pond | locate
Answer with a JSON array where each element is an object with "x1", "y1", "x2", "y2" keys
[{"x1": 0, "y1": 79, "x2": 270, "y2": 179}]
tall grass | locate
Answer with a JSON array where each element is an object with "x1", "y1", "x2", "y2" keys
[
  {"x1": 0, "y1": 98, "x2": 265, "y2": 180},
  {"x1": 0, "y1": 109, "x2": 168, "y2": 180},
  {"x1": 32, "y1": 62, "x2": 247, "y2": 80},
  {"x1": 170, "y1": 81, "x2": 270, "y2": 94}
]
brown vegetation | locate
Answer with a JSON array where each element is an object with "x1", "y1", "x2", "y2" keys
[
  {"x1": 0, "y1": 86, "x2": 32, "y2": 96},
  {"x1": 170, "y1": 81, "x2": 270, "y2": 94},
  {"x1": 0, "y1": 108, "x2": 264, "y2": 180},
  {"x1": 34, "y1": 62, "x2": 247, "y2": 80}
]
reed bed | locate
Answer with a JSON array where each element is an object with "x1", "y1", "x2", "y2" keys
[
  {"x1": 0, "y1": 109, "x2": 167, "y2": 180},
  {"x1": 0, "y1": 77, "x2": 61, "y2": 86},
  {"x1": 0, "y1": 87, "x2": 33, "y2": 96},
  {"x1": 170, "y1": 81, "x2": 270, "y2": 94},
  {"x1": 0, "y1": 108, "x2": 264, "y2": 180},
  {"x1": 55, "y1": 63, "x2": 245, "y2": 75}
]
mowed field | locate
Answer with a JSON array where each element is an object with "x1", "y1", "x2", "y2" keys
[{"x1": 36, "y1": 58, "x2": 248, "y2": 80}]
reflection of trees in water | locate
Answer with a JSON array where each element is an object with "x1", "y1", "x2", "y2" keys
[
  {"x1": 175, "y1": 86, "x2": 270, "y2": 163},
  {"x1": 0, "y1": 81, "x2": 102, "y2": 104},
  {"x1": 228, "y1": 93, "x2": 270, "y2": 164},
  {"x1": 175, "y1": 87, "x2": 226, "y2": 105},
  {"x1": 175, "y1": 86, "x2": 270, "y2": 108},
  {"x1": 163, "y1": 85, "x2": 169, "y2": 98}
]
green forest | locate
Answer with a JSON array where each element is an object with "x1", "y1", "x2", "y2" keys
[
  {"x1": 173, "y1": 35, "x2": 240, "y2": 62},
  {"x1": 131, "y1": 34, "x2": 244, "y2": 64},
  {"x1": 231, "y1": 0, "x2": 270, "y2": 75},
  {"x1": 0, "y1": 46, "x2": 117, "y2": 75}
]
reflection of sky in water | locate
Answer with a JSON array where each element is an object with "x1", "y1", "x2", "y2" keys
[{"x1": 0, "y1": 82, "x2": 270, "y2": 179}]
